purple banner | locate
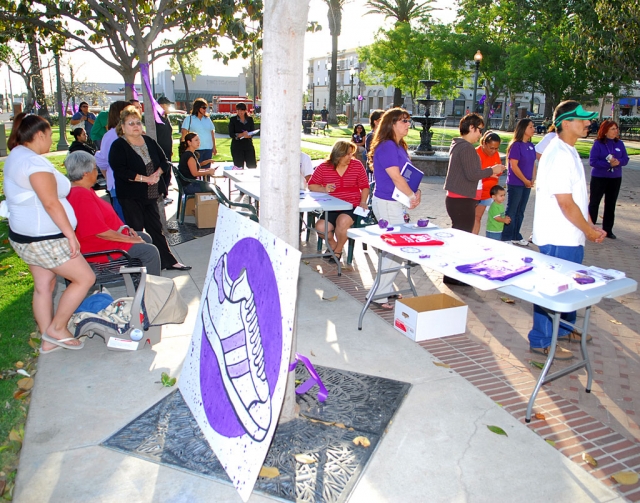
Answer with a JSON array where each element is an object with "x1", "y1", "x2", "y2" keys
[
  {"x1": 288, "y1": 353, "x2": 328, "y2": 402},
  {"x1": 140, "y1": 63, "x2": 164, "y2": 124}
]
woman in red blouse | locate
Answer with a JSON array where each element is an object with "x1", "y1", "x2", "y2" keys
[{"x1": 308, "y1": 140, "x2": 370, "y2": 260}]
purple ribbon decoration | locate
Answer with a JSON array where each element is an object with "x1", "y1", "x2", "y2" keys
[
  {"x1": 288, "y1": 353, "x2": 328, "y2": 402},
  {"x1": 125, "y1": 83, "x2": 142, "y2": 101},
  {"x1": 33, "y1": 100, "x2": 41, "y2": 110},
  {"x1": 139, "y1": 63, "x2": 164, "y2": 124},
  {"x1": 478, "y1": 95, "x2": 486, "y2": 105},
  {"x1": 73, "y1": 103, "x2": 79, "y2": 113}
]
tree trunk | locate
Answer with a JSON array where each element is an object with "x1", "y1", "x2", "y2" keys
[
  {"x1": 28, "y1": 38, "x2": 49, "y2": 118},
  {"x1": 122, "y1": 68, "x2": 138, "y2": 101},
  {"x1": 263, "y1": 0, "x2": 310, "y2": 423},
  {"x1": 138, "y1": 52, "x2": 157, "y2": 140},
  {"x1": 612, "y1": 97, "x2": 620, "y2": 123},
  {"x1": 508, "y1": 90, "x2": 516, "y2": 132},
  {"x1": 328, "y1": 31, "x2": 338, "y2": 125},
  {"x1": 499, "y1": 92, "x2": 507, "y2": 130},
  {"x1": 393, "y1": 87, "x2": 402, "y2": 108},
  {"x1": 178, "y1": 57, "x2": 191, "y2": 112},
  {"x1": 599, "y1": 96, "x2": 607, "y2": 119}
]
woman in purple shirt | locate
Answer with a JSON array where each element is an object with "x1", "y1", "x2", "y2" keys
[
  {"x1": 588, "y1": 120, "x2": 628, "y2": 239},
  {"x1": 368, "y1": 108, "x2": 421, "y2": 308},
  {"x1": 502, "y1": 119, "x2": 536, "y2": 245}
]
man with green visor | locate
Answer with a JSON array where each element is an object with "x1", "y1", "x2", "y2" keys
[{"x1": 528, "y1": 100, "x2": 607, "y2": 360}]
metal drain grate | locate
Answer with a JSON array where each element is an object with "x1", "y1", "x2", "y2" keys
[{"x1": 103, "y1": 364, "x2": 410, "y2": 503}]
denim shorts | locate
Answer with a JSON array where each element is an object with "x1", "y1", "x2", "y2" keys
[
  {"x1": 486, "y1": 231, "x2": 502, "y2": 241},
  {"x1": 478, "y1": 198, "x2": 493, "y2": 207}
]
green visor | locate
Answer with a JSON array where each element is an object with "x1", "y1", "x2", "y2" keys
[{"x1": 554, "y1": 105, "x2": 598, "y2": 127}]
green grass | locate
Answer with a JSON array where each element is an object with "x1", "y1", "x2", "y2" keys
[{"x1": 0, "y1": 220, "x2": 37, "y2": 489}]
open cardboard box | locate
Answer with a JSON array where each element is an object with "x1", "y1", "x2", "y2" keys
[{"x1": 394, "y1": 293, "x2": 468, "y2": 341}]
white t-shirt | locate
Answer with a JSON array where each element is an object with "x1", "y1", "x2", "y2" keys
[
  {"x1": 532, "y1": 136, "x2": 588, "y2": 247},
  {"x1": 535, "y1": 132, "x2": 557, "y2": 155},
  {"x1": 300, "y1": 152, "x2": 314, "y2": 189},
  {"x1": 4, "y1": 145, "x2": 77, "y2": 236}
]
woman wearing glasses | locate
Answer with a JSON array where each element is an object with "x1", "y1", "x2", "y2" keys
[
  {"x1": 180, "y1": 98, "x2": 217, "y2": 164},
  {"x1": 109, "y1": 106, "x2": 191, "y2": 271},
  {"x1": 367, "y1": 107, "x2": 421, "y2": 309}
]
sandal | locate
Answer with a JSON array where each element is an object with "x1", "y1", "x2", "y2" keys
[
  {"x1": 41, "y1": 333, "x2": 84, "y2": 351},
  {"x1": 388, "y1": 294, "x2": 403, "y2": 300},
  {"x1": 323, "y1": 251, "x2": 342, "y2": 262}
]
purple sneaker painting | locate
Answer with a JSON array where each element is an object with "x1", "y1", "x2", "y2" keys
[{"x1": 202, "y1": 252, "x2": 271, "y2": 441}]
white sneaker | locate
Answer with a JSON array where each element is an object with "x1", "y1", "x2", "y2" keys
[
  {"x1": 202, "y1": 253, "x2": 271, "y2": 441},
  {"x1": 513, "y1": 239, "x2": 529, "y2": 246}
]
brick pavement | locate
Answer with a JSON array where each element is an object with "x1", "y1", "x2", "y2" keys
[{"x1": 300, "y1": 157, "x2": 640, "y2": 501}]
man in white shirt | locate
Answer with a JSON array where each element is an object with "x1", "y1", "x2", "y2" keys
[{"x1": 529, "y1": 100, "x2": 606, "y2": 360}]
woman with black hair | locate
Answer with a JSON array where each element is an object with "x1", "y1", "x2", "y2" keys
[
  {"x1": 68, "y1": 128, "x2": 96, "y2": 155},
  {"x1": 178, "y1": 133, "x2": 218, "y2": 194},
  {"x1": 4, "y1": 113, "x2": 95, "y2": 353},
  {"x1": 180, "y1": 98, "x2": 217, "y2": 164},
  {"x1": 228, "y1": 103, "x2": 257, "y2": 169}
]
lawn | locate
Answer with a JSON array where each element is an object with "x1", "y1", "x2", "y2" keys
[
  {"x1": 302, "y1": 125, "x2": 640, "y2": 159},
  {"x1": 0, "y1": 220, "x2": 37, "y2": 497}
]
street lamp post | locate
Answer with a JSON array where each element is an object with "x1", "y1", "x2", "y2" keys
[
  {"x1": 310, "y1": 83, "x2": 315, "y2": 112},
  {"x1": 348, "y1": 67, "x2": 356, "y2": 128},
  {"x1": 471, "y1": 50, "x2": 483, "y2": 113},
  {"x1": 170, "y1": 75, "x2": 175, "y2": 107}
]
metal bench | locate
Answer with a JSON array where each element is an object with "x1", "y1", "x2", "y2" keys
[{"x1": 311, "y1": 121, "x2": 329, "y2": 136}]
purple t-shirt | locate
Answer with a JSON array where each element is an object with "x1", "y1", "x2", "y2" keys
[
  {"x1": 507, "y1": 141, "x2": 536, "y2": 186},
  {"x1": 373, "y1": 140, "x2": 411, "y2": 200}
]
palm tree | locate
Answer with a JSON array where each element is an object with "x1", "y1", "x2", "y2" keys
[
  {"x1": 365, "y1": 0, "x2": 433, "y2": 22},
  {"x1": 365, "y1": 0, "x2": 434, "y2": 106},
  {"x1": 325, "y1": 0, "x2": 346, "y2": 124}
]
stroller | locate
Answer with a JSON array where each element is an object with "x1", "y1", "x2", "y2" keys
[{"x1": 68, "y1": 266, "x2": 188, "y2": 351}]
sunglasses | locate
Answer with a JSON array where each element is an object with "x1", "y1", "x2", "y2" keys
[
  {"x1": 398, "y1": 119, "x2": 411, "y2": 124},
  {"x1": 199, "y1": 106, "x2": 207, "y2": 109},
  {"x1": 126, "y1": 121, "x2": 142, "y2": 127}
]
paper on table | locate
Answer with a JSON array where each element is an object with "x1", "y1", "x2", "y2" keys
[{"x1": 353, "y1": 206, "x2": 370, "y2": 217}]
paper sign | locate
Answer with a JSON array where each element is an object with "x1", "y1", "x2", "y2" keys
[
  {"x1": 353, "y1": 206, "x2": 370, "y2": 217},
  {"x1": 179, "y1": 205, "x2": 301, "y2": 502}
]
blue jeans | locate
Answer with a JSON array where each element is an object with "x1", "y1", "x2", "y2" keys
[
  {"x1": 197, "y1": 149, "x2": 213, "y2": 164},
  {"x1": 502, "y1": 184, "x2": 530, "y2": 241},
  {"x1": 486, "y1": 230, "x2": 502, "y2": 240},
  {"x1": 528, "y1": 244, "x2": 584, "y2": 348},
  {"x1": 109, "y1": 188, "x2": 126, "y2": 222}
]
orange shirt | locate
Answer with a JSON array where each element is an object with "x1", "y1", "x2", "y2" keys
[{"x1": 476, "y1": 145, "x2": 501, "y2": 200}]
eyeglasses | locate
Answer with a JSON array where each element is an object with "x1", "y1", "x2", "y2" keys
[{"x1": 126, "y1": 121, "x2": 142, "y2": 127}]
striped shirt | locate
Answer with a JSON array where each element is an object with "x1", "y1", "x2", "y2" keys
[{"x1": 309, "y1": 159, "x2": 369, "y2": 206}]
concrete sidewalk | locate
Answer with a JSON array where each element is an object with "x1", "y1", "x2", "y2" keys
[{"x1": 14, "y1": 228, "x2": 622, "y2": 502}]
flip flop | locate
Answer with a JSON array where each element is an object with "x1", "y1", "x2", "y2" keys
[
  {"x1": 372, "y1": 301, "x2": 394, "y2": 310},
  {"x1": 41, "y1": 333, "x2": 85, "y2": 351},
  {"x1": 388, "y1": 294, "x2": 403, "y2": 300}
]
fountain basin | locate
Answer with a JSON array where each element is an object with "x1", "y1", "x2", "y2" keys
[{"x1": 410, "y1": 148, "x2": 450, "y2": 176}]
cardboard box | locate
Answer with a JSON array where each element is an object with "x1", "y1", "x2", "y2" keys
[
  {"x1": 393, "y1": 294, "x2": 468, "y2": 341},
  {"x1": 184, "y1": 197, "x2": 196, "y2": 216},
  {"x1": 194, "y1": 193, "x2": 219, "y2": 228}
]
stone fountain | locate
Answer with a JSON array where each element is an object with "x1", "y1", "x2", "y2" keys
[{"x1": 410, "y1": 79, "x2": 450, "y2": 176}]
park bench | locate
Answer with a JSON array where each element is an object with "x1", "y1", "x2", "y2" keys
[{"x1": 311, "y1": 121, "x2": 329, "y2": 136}]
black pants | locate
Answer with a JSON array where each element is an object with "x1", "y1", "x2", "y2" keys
[
  {"x1": 445, "y1": 196, "x2": 477, "y2": 233},
  {"x1": 231, "y1": 143, "x2": 257, "y2": 169},
  {"x1": 119, "y1": 198, "x2": 177, "y2": 269},
  {"x1": 589, "y1": 176, "x2": 621, "y2": 234}
]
